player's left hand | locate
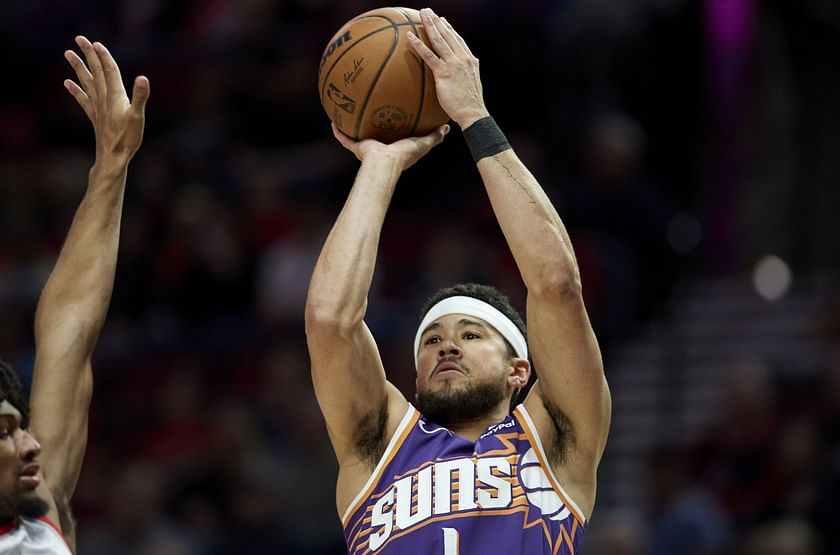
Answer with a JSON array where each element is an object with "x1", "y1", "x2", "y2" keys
[
  {"x1": 332, "y1": 123, "x2": 449, "y2": 171},
  {"x1": 407, "y1": 8, "x2": 489, "y2": 129},
  {"x1": 64, "y1": 36, "x2": 149, "y2": 163}
]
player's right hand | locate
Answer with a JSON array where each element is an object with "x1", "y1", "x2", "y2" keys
[{"x1": 407, "y1": 8, "x2": 489, "y2": 130}]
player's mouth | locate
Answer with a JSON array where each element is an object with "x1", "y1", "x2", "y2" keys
[
  {"x1": 433, "y1": 361, "x2": 465, "y2": 378},
  {"x1": 19, "y1": 464, "x2": 40, "y2": 489}
]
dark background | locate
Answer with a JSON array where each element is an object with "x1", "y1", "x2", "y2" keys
[{"x1": 1, "y1": 0, "x2": 839, "y2": 553}]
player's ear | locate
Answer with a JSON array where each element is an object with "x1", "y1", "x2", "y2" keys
[{"x1": 509, "y1": 357, "x2": 530, "y2": 388}]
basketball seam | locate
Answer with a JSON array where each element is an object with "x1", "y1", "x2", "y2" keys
[
  {"x1": 396, "y1": 7, "x2": 425, "y2": 137},
  {"x1": 354, "y1": 23, "x2": 400, "y2": 139},
  {"x1": 319, "y1": 21, "x2": 422, "y2": 84},
  {"x1": 319, "y1": 21, "x2": 395, "y2": 105}
]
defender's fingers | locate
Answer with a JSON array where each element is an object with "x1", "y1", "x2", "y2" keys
[
  {"x1": 64, "y1": 50, "x2": 94, "y2": 93},
  {"x1": 63, "y1": 79, "x2": 93, "y2": 120},
  {"x1": 75, "y1": 36, "x2": 105, "y2": 101},
  {"x1": 130, "y1": 76, "x2": 150, "y2": 114},
  {"x1": 92, "y1": 42, "x2": 127, "y2": 101}
]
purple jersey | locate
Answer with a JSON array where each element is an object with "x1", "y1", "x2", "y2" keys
[{"x1": 342, "y1": 404, "x2": 586, "y2": 554}]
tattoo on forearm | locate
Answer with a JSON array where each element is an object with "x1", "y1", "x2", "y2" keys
[{"x1": 496, "y1": 160, "x2": 537, "y2": 205}]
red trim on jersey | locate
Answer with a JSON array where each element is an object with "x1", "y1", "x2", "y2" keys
[{"x1": 0, "y1": 518, "x2": 16, "y2": 536}]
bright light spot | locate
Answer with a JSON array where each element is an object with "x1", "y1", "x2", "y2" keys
[
  {"x1": 752, "y1": 255, "x2": 792, "y2": 302},
  {"x1": 667, "y1": 213, "x2": 702, "y2": 254}
]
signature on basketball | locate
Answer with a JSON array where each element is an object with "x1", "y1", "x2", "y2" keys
[{"x1": 344, "y1": 58, "x2": 364, "y2": 87}]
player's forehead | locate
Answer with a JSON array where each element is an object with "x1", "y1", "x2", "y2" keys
[{"x1": 421, "y1": 313, "x2": 496, "y2": 336}]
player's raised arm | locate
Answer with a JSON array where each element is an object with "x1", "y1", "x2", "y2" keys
[
  {"x1": 305, "y1": 125, "x2": 447, "y2": 493},
  {"x1": 409, "y1": 8, "x2": 611, "y2": 517},
  {"x1": 28, "y1": 36, "x2": 148, "y2": 542}
]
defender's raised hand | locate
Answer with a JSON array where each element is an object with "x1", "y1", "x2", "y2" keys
[
  {"x1": 406, "y1": 8, "x2": 489, "y2": 129},
  {"x1": 22, "y1": 38, "x2": 152, "y2": 553},
  {"x1": 64, "y1": 36, "x2": 149, "y2": 162}
]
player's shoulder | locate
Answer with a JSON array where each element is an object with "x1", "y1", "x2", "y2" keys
[
  {"x1": 0, "y1": 515, "x2": 73, "y2": 554},
  {"x1": 521, "y1": 382, "x2": 597, "y2": 519},
  {"x1": 336, "y1": 391, "x2": 414, "y2": 519},
  {"x1": 32, "y1": 478, "x2": 76, "y2": 552}
]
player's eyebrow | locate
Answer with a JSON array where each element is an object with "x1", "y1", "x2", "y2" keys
[
  {"x1": 420, "y1": 322, "x2": 442, "y2": 338},
  {"x1": 457, "y1": 318, "x2": 488, "y2": 330},
  {"x1": 423, "y1": 318, "x2": 490, "y2": 335},
  {"x1": 0, "y1": 413, "x2": 20, "y2": 427}
]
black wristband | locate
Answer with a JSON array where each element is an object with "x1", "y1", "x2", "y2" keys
[{"x1": 462, "y1": 116, "x2": 511, "y2": 163}]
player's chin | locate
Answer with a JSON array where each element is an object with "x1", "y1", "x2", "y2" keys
[
  {"x1": 427, "y1": 376, "x2": 469, "y2": 394},
  {"x1": 16, "y1": 491, "x2": 50, "y2": 519}
]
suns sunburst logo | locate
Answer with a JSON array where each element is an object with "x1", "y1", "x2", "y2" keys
[{"x1": 519, "y1": 448, "x2": 573, "y2": 521}]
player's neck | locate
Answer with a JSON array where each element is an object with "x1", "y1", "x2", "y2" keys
[{"x1": 445, "y1": 406, "x2": 510, "y2": 442}]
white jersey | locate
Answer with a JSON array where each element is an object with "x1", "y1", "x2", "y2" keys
[{"x1": 0, "y1": 517, "x2": 71, "y2": 554}]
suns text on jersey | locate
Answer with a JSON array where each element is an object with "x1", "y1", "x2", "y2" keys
[{"x1": 367, "y1": 455, "x2": 514, "y2": 551}]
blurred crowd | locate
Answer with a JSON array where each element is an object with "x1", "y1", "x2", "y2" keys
[
  {"x1": 588, "y1": 339, "x2": 840, "y2": 555},
  {"x1": 1, "y1": 0, "x2": 838, "y2": 553}
]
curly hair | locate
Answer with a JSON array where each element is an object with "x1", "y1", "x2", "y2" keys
[
  {"x1": 0, "y1": 358, "x2": 30, "y2": 428},
  {"x1": 419, "y1": 283, "x2": 535, "y2": 409}
]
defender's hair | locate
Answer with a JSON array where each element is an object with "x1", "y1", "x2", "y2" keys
[{"x1": 0, "y1": 358, "x2": 30, "y2": 428}]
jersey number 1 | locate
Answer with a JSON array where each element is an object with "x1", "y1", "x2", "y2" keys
[{"x1": 443, "y1": 528, "x2": 459, "y2": 554}]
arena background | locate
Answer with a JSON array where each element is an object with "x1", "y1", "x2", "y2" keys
[{"x1": 2, "y1": 0, "x2": 839, "y2": 553}]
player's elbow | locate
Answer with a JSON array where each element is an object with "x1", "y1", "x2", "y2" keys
[
  {"x1": 305, "y1": 297, "x2": 365, "y2": 338},
  {"x1": 530, "y1": 260, "x2": 583, "y2": 301}
]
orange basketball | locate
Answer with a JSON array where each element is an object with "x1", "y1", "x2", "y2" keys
[{"x1": 318, "y1": 7, "x2": 450, "y2": 143}]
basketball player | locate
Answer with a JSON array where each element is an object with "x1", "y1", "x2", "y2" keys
[
  {"x1": 0, "y1": 36, "x2": 148, "y2": 553},
  {"x1": 306, "y1": 7, "x2": 610, "y2": 554}
]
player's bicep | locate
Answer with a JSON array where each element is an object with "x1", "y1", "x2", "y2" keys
[
  {"x1": 307, "y1": 320, "x2": 406, "y2": 464},
  {"x1": 525, "y1": 293, "x2": 611, "y2": 465}
]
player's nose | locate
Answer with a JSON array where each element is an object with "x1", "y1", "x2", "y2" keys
[
  {"x1": 437, "y1": 337, "x2": 461, "y2": 358},
  {"x1": 18, "y1": 430, "x2": 41, "y2": 461}
]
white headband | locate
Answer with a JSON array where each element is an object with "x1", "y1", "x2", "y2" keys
[{"x1": 413, "y1": 296, "x2": 528, "y2": 366}]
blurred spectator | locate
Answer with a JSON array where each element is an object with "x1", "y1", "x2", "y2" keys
[
  {"x1": 695, "y1": 358, "x2": 780, "y2": 528},
  {"x1": 565, "y1": 111, "x2": 681, "y2": 345},
  {"x1": 646, "y1": 445, "x2": 733, "y2": 555},
  {"x1": 78, "y1": 461, "x2": 202, "y2": 555},
  {"x1": 739, "y1": 518, "x2": 819, "y2": 555},
  {"x1": 582, "y1": 508, "x2": 647, "y2": 555}
]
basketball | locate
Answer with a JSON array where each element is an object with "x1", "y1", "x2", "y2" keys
[{"x1": 318, "y1": 7, "x2": 450, "y2": 142}]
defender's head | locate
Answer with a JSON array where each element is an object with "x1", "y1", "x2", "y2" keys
[{"x1": 0, "y1": 358, "x2": 47, "y2": 522}]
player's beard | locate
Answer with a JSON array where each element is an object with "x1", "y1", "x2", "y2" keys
[
  {"x1": 416, "y1": 369, "x2": 508, "y2": 427},
  {"x1": 17, "y1": 493, "x2": 49, "y2": 519},
  {"x1": 0, "y1": 491, "x2": 49, "y2": 523}
]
